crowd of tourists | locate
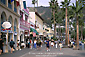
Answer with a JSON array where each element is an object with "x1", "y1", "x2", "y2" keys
[{"x1": 1, "y1": 37, "x2": 85, "y2": 55}]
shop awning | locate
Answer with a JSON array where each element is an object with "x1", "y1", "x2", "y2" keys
[
  {"x1": 30, "y1": 28, "x2": 39, "y2": 35},
  {"x1": 30, "y1": 28, "x2": 34, "y2": 32}
]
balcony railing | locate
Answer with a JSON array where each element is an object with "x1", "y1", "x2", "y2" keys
[
  {"x1": 0, "y1": 0, "x2": 6, "y2": 5},
  {"x1": 14, "y1": 7, "x2": 17, "y2": 13},
  {"x1": 8, "y1": 3, "x2": 12, "y2": 9},
  {"x1": 20, "y1": 19, "x2": 30, "y2": 28}
]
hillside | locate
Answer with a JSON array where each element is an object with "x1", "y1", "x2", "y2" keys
[{"x1": 28, "y1": 6, "x2": 52, "y2": 25}]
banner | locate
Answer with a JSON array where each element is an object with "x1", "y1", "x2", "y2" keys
[
  {"x1": 16, "y1": 1, "x2": 20, "y2": 6},
  {"x1": 23, "y1": 1, "x2": 26, "y2": 9}
]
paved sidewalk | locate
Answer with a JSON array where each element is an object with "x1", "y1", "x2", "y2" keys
[{"x1": 0, "y1": 45, "x2": 85, "y2": 57}]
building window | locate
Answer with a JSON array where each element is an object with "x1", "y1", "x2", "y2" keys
[
  {"x1": 14, "y1": 0, "x2": 16, "y2": 7},
  {"x1": 8, "y1": 0, "x2": 11, "y2": 4},
  {"x1": 20, "y1": 11, "x2": 23, "y2": 20},
  {"x1": 25, "y1": 15, "x2": 28, "y2": 21}
]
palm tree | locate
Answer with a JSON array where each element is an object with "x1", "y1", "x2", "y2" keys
[
  {"x1": 32, "y1": 0, "x2": 37, "y2": 11},
  {"x1": 67, "y1": 6, "x2": 75, "y2": 46},
  {"x1": 79, "y1": 19, "x2": 84, "y2": 40},
  {"x1": 72, "y1": 22, "x2": 76, "y2": 40},
  {"x1": 61, "y1": 0, "x2": 71, "y2": 45},
  {"x1": 49, "y1": 0, "x2": 59, "y2": 39},
  {"x1": 72, "y1": 0, "x2": 85, "y2": 49},
  {"x1": 55, "y1": 8, "x2": 64, "y2": 41},
  {"x1": 61, "y1": 27, "x2": 65, "y2": 41}
]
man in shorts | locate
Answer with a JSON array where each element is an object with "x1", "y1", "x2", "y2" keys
[
  {"x1": 10, "y1": 39, "x2": 15, "y2": 53},
  {"x1": 0, "y1": 38, "x2": 4, "y2": 55},
  {"x1": 46, "y1": 39, "x2": 50, "y2": 52}
]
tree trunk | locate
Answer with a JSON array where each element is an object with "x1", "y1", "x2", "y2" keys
[
  {"x1": 74, "y1": 29, "x2": 75, "y2": 41},
  {"x1": 59, "y1": 25, "x2": 61, "y2": 41},
  {"x1": 54, "y1": 23, "x2": 56, "y2": 39},
  {"x1": 80, "y1": 26, "x2": 83, "y2": 40},
  {"x1": 68, "y1": 19, "x2": 69, "y2": 46},
  {"x1": 58, "y1": 25, "x2": 59, "y2": 39},
  {"x1": 60, "y1": 25, "x2": 61, "y2": 41},
  {"x1": 65, "y1": 8, "x2": 68, "y2": 45},
  {"x1": 34, "y1": 4, "x2": 35, "y2": 12},
  {"x1": 61, "y1": 28, "x2": 63, "y2": 41},
  {"x1": 76, "y1": 16, "x2": 79, "y2": 49},
  {"x1": 53, "y1": 9, "x2": 56, "y2": 39}
]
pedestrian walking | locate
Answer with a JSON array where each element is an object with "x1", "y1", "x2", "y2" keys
[
  {"x1": 30, "y1": 39, "x2": 33, "y2": 49},
  {"x1": 0, "y1": 38, "x2": 4, "y2": 55},
  {"x1": 34, "y1": 39, "x2": 37, "y2": 48},
  {"x1": 36, "y1": 39, "x2": 41, "y2": 50},
  {"x1": 17, "y1": 40, "x2": 21, "y2": 50},
  {"x1": 46, "y1": 39, "x2": 50, "y2": 52},
  {"x1": 59, "y1": 42, "x2": 63, "y2": 51},
  {"x1": 51, "y1": 39, "x2": 54, "y2": 48},
  {"x1": 27, "y1": 39, "x2": 30, "y2": 48},
  {"x1": 55, "y1": 40, "x2": 58, "y2": 49},
  {"x1": 40, "y1": 39, "x2": 43, "y2": 47},
  {"x1": 10, "y1": 39, "x2": 15, "y2": 53}
]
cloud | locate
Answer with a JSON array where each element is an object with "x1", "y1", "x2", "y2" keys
[
  {"x1": 23, "y1": 0, "x2": 75, "y2": 7},
  {"x1": 23, "y1": 0, "x2": 34, "y2": 7},
  {"x1": 58, "y1": 0, "x2": 76, "y2": 6},
  {"x1": 38, "y1": 0, "x2": 50, "y2": 6}
]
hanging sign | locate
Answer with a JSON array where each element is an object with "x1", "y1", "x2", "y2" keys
[{"x1": 2, "y1": 21, "x2": 11, "y2": 29}]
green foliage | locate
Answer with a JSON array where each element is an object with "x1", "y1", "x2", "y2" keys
[
  {"x1": 71, "y1": 31, "x2": 77, "y2": 39},
  {"x1": 49, "y1": 0, "x2": 62, "y2": 25},
  {"x1": 32, "y1": 0, "x2": 35, "y2": 4},
  {"x1": 72, "y1": 0, "x2": 85, "y2": 14},
  {"x1": 81, "y1": 40, "x2": 85, "y2": 43},
  {"x1": 72, "y1": 22, "x2": 76, "y2": 28},
  {"x1": 61, "y1": 0, "x2": 71, "y2": 8},
  {"x1": 79, "y1": 19, "x2": 84, "y2": 26},
  {"x1": 53, "y1": 38, "x2": 57, "y2": 41},
  {"x1": 83, "y1": 28, "x2": 85, "y2": 37},
  {"x1": 52, "y1": 35, "x2": 57, "y2": 41}
]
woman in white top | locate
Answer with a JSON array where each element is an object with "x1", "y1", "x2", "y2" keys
[
  {"x1": 51, "y1": 39, "x2": 54, "y2": 48},
  {"x1": 59, "y1": 42, "x2": 63, "y2": 51},
  {"x1": 27, "y1": 39, "x2": 30, "y2": 48},
  {"x1": 55, "y1": 40, "x2": 58, "y2": 48},
  {"x1": 34, "y1": 39, "x2": 37, "y2": 48}
]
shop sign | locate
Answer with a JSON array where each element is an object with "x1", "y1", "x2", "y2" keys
[{"x1": 2, "y1": 21, "x2": 11, "y2": 29}]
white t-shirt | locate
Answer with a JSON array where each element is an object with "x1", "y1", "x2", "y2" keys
[
  {"x1": 59, "y1": 44, "x2": 62, "y2": 48},
  {"x1": 34, "y1": 40, "x2": 37, "y2": 44}
]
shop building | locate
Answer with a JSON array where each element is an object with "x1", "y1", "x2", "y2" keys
[
  {"x1": 20, "y1": 6, "x2": 30, "y2": 48},
  {"x1": 0, "y1": 0, "x2": 20, "y2": 53}
]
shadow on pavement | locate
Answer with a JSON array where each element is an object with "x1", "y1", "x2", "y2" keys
[
  {"x1": 78, "y1": 53, "x2": 85, "y2": 56},
  {"x1": 55, "y1": 55, "x2": 78, "y2": 57}
]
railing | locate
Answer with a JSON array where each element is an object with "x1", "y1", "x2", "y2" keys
[
  {"x1": 20, "y1": 19, "x2": 30, "y2": 28},
  {"x1": 14, "y1": 7, "x2": 17, "y2": 13},
  {"x1": 8, "y1": 3, "x2": 12, "y2": 9},
  {"x1": 0, "y1": 0, "x2": 6, "y2": 5}
]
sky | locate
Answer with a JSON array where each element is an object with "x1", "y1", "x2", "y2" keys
[{"x1": 23, "y1": 0, "x2": 76, "y2": 7}]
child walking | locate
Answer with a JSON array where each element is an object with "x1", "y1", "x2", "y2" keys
[{"x1": 59, "y1": 42, "x2": 63, "y2": 51}]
